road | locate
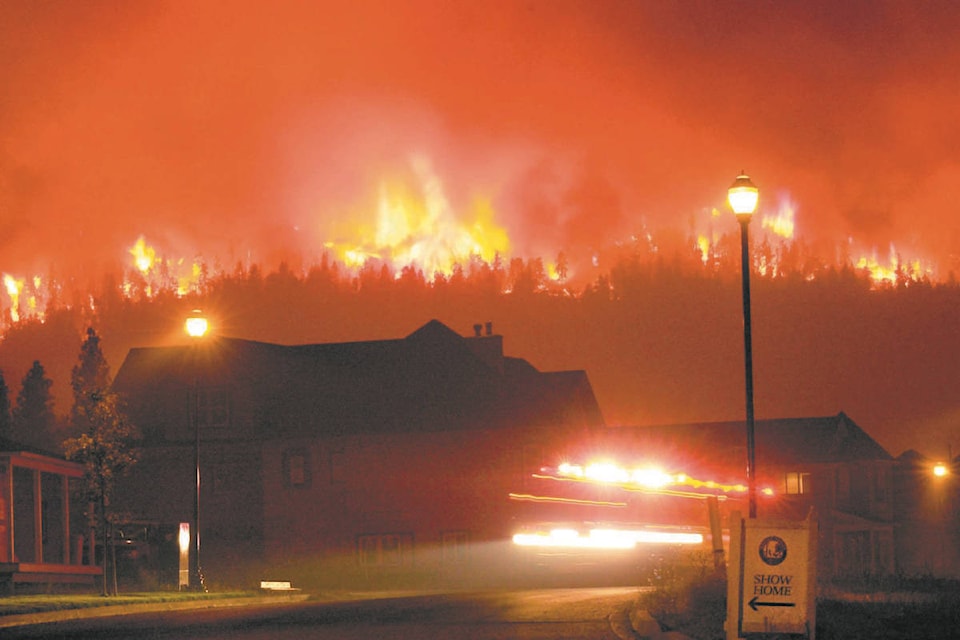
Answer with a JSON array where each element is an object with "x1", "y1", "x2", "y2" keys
[{"x1": 5, "y1": 587, "x2": 648, "y2": 640}]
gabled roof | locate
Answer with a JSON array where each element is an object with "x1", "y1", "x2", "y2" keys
[
  {"x1": 114, "y1": 319, "x2": 605, "y2": 439},
  {"x1": 598, "y1": 412, "x2": 891, "y2": 479}
]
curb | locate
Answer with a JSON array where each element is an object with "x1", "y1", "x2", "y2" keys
[
  {"x1": 0, "y1": 594, "x2": 309, "y2": 630},
  {"x1": 628, "y1": 606, "x2": 695, "y2": 640}
]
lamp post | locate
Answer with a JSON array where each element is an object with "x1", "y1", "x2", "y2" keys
[
  {"x1": 728, "y1": 172, "x2": 760, "y2": 519},
  {"x1": 185, "y1": 310, "x2": 209, "y2": 590},
  {"x1": 932, "y1": 459, "x2": 952, "y2": 574}
]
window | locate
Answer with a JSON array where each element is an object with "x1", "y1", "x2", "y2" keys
[
  {"x1": 357, "y1": 533, "x2": 413, "y2": 567},
  {"x1": 442, "y1": 531, "x2": 469, "y2": 564},
  {"x1": 282, "y1": 449, "x2": 311, "y2": 488},
  {"x1": 784, "y1": 472, "x2": 811, "y2": 495},
  {"x1": 196, "y1": 386, "x2": 230, "y2": 438},
  {"x1": 838, "y1": 531, "x2": 871, "y2": 576}
]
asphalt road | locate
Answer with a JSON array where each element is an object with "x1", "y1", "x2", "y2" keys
[{"x1": 4, "y1": 587, "x2": 648, "y2": 640}]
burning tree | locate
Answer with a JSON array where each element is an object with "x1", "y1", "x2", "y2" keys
[{"x1": 63, "y1": 328, "x2": 139, "y2": 596}]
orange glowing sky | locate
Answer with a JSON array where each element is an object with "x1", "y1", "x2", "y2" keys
[{"x1": 2, "y1": 0, "x2": 959, "y2": 280}]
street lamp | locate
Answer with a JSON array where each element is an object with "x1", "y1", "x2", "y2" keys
[
  {"x1": 185, "y1": 309, "x2": 208, "y2": 590},
  {"x1": 728, "y1": 171, "x2": 760, "y2": 519}
]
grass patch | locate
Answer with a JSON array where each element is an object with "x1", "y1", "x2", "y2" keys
[
  {"x1": 0, "y1": 591, "x2": 257, "y2": 617},
  {"x1": 638, "y1": 549, "x2": 727, "y2": 640},
  {"x1": 639, "y1": 559, "x2": 960, "y2": 640}
]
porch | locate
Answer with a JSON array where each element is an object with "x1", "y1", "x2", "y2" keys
[{"x1": 0, "y1": 445, "x2": 102, "y2": 593}]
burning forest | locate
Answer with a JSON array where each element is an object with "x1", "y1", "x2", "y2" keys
[{"x1": 0, "y1": 174, "x2": 956, "y2": 462}]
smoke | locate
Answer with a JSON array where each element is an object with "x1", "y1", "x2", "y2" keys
[{"x1": 1, "y1": 1, "x2": 959, "y2": 280}]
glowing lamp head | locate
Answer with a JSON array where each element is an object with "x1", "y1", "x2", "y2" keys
[
  {"x1": 185, "y1": 310, "x2": 209, "y2": 339},
  {"x1": 933, "y1": 462, "x2": 949, "y2": 478},
  {"x1": 728, "y1": 171, "x2": 759, "y2": 219}
]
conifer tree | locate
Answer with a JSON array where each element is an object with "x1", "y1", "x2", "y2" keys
[
  {"x1": 64, "y1": 392, "x2": 139, "y2": 595},
  {"x1": 64, "y1": 329, "x2": 139, "y2": 596},
  {"x1": 70, "y1": 327, "x2": 112, "y2": 439},
  {"x1": 12, "y1": 360, "x2": 56, "y2": 452},
  {"x1": 0, "y1": 370, "x2": 12, "y2": 440}
]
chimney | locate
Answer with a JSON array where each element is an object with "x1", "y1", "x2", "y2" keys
[{"x1": 466, "y1": 321, "x2": 503, "y2": 374}]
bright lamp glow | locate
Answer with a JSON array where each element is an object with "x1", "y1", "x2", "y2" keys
[
  {"x1": 933, "y1": 462, "x2": 949, "y2": 477},
  {"x1": 185, "y1": 310, "x2": 209, "y2": 338},
  {"x1": 728, "y1": 172, "x2": 759, "y2": 217},
  {"x1": 512, "y1": 526, "x2": 704, "y2": 550},
  {"x1": 179, "y1": 522, "x2": 191, "y2": 552}
]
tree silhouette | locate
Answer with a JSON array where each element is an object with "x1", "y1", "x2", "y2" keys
[
  {"x1": 70, "y1": 327, "x2": 112, "y2": 440},
  {"x1": 64, "y1": 329, "x2": 138, "y2": 595},
  {"x1": 63, "y1": 390, "x2": 139, "y2": 596},
  {"x1": 12, "y1": 360, "x2": 56, "y2": 452},
  {"x1": 0, "y1": 370, "x2": 11, "y2": 439}
]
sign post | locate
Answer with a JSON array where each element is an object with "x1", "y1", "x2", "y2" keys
[{"x1": 726, "y1": 511, "x2": 817, "y2": 639}]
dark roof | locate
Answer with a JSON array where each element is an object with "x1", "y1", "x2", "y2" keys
[
  {"x1": 596, "y1": 412, "x2": 891, "y2": 479},
  {"x1": 114, "y1": 319, "x2": 606, "y2": 439},
  {"x1": 0, "y1": 435, "x2": 65, "y2": 458},
  {"x1": 897, "y1": 449, "x2": 927, "y2": 463}
]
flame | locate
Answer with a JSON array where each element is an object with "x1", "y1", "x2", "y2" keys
[
  {"x1": 855, "y1": 244, "x2": 930, "y2": 286},
  {"x1": 0, "y1": 165, "x2": 948, "y2": 332},
  {"x1": 130, "y1": 235, "x2": 156, "y2": 273},
  {"x1": 761, "y1": 197, "x2": 796, "y2": 239},
  {"x1": 697, "y1": 235, "x2": 711, "y2": 265},
  {"x1": 324, "y1": 155, "x2": 510, "y2": 280},
  {"x1": 123, "y1": 236, "x2": 205, "y2": 298},
  {"x1": 4, "y1": 275, "x2": 23, "y2": 323}
]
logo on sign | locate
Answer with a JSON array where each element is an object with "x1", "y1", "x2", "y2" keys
[{"x1": 759, "y1": 536, "x2": 787, "y2": 566}]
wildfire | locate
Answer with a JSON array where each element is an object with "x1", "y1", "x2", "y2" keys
[
  {"x1": 130, "y1": 235, "x2": 156, "y2": 273},
  {"x1": 761, "y1": 196, "x2": 796, "y2": 239},
  {"x1": 4, "y1": 275, "x2": 23, "y2": 323},
  {"x1": 121, "y1": 236, "x2": 205, "y2": 298},
  {"x1": 0, "y1": 162, "x2": 948, "y2": 330},
  {"x1": 323, "y1": 155, "x2": 511, "y2": 280},
  {"x1": 855, "y1": 244, "x2": 930, "y2": 286}
]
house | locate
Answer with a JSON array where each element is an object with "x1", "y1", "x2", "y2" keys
[
  {"x1": 111, "y1": 320, "x2": 606, "y2": 588},
  {"x1": 571, "y1": 413, "x2": 897, "y2": 580},
  {"x1": 0, "y1": 438, "x2": 101, "y2": 593},
  {"x1": 894, "y1": 450, "x2": 959, "y2": 577},
  {"x1": 112, "y1": 318, "x2": 916, "y2": 588}
]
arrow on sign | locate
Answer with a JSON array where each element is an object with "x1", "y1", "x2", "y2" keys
[{"x1": 749, "y1": 596, "x2": 796, "y2": 611}]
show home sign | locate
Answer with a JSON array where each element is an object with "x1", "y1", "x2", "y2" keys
[{"x1": 726, "y1": 512, "x2": 818, "y2": 639}]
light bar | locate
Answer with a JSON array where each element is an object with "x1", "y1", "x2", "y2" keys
[
  {"x1": 551, "y1": 460, "x2": 776, "y2": 497},
  {"x1": 512, "y1": 527, "x2": 704, "y2": 550}
]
